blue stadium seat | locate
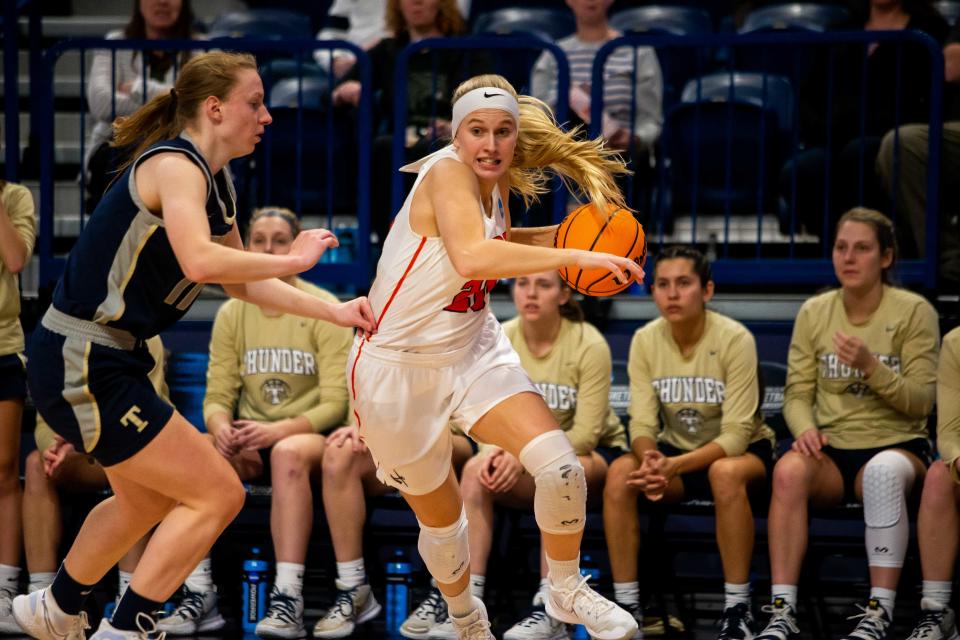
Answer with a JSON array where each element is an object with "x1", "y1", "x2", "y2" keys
[
  {"x1": 208, "y1": 9, "x2": 315, "y2": 39},
  {"x1": 740, "y1": 2, "x2": 851, "y2": 33},
  {"x1": 610, "y1": 6, "x2": 713, "y2": 35},
  {"x1": 609, "y1": 7, "x2": 716, "y2": 109},
  {"x1": 256, "y1": 107, "x2": 358, "y2": 216},
  {"x1": 259, "y1": 60, "x2": 331, "y2": 108},
  {"x1": 935, "y1": 0, "x2": 960, "y2": 24},
  {"x1": 659, "y1": 99, "x2": 782, "y2": 219},
  {"x1": 269, "y1": 77, "x2": 331, "y2": 109},
  {"x1": 681, "y1": 72, "x2": 794, "y2": 140},
  {"x1": 472, "y1": 8, "x2": 576, "y2": 40}
]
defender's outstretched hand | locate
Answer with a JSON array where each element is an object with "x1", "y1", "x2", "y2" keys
[{"x1": 289, "y1": 228, "x2": 339, "y2": 271}]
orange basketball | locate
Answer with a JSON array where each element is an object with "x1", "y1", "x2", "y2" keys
[{"x1": 554, "y1": 203, "x2": 646, "y2": 296}]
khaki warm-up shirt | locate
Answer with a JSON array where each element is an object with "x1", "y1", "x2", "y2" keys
[
  {"x1": 203, "y1": 279, "x2": 352, "y2": 433},
  {"x1": 503, "y1": 317, "x2": 628, "y2": 454},
  {"x1": 783, "y1": 286, "x2": 938, "y2": 449},
  {"x1": 628, "y1": 311, "x2": 774, "y2": 455}
]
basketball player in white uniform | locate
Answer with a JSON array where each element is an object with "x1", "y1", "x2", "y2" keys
[{"x1": 348, "y1": 73, "x2": 644, "y2": 640}]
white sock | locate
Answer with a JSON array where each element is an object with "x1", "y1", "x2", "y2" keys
[
  {"x1": 336, "y1": 558, "x2": 366, "y2": 589},
  {"x1": 536, "y1": 577, "x2": 550, "y2": 606},
  {"x1": 870, "y1": 587, "x2": 896, "y2": 618},
  {"x1": 771, "y1": 584, "x2": 798, "y2": 609},
  {"x1": 443, "y1": 585, "x2": 476, "y2": 618},
  {"x1": 184, "y1": 557, "x2": 214, "y2": 593},
  {"x1": 29, "y1": 572, "x2": 56, "y2": 594},
  {"x1": 118, "y1": 571, "x2": 133, "y2": 599},
  {"x1": 546, "y1": 554, "x2": 581, "y2": 586},
  {"x1": 274, "y1": 562, "x2": 305, "y2": 596},
  {"x1": 0, "y1": 564, "x2": 19, "y2": 594},
  {"x1": 469, "y1": 575, "x2": 485, "y2": 599},
  {"x1": 614, "y1": 581, "x2": 640, "y2": 607},
  {"x1": 725, "y1": 582, "x2": 751, "y2": 609},
  {"x1": 922, "y1": 581, "x2": 953, "y2": 611}
]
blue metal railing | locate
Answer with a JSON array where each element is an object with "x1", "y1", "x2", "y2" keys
[
  {"x1": 15, "y1": 28, "x2": 945, "y2": 290},
  {"x1": 391, "y1": 36, "x2": 571, "y2": 223},
  {"x1": 35, "y1": 37, "x2": 374, "y2": 291},
  {"x1": 591, "y1": 30, "x2": 944, "y2": 288}
]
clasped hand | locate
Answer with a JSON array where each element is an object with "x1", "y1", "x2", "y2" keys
[{"x1": 626, "y1": 450, "x2": 677, "y2": 501}]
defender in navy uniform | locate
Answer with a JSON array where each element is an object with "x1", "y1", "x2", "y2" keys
[{"x1": 12, "y1": 51, "x2": 375, "y2": 640}]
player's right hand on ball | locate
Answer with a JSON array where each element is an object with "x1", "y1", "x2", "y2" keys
[
  {"x1": 574, "y1": 250, "x2": 645, "y2": 285},
  {"x1": 290, "y1": 228, "x2": 339, "y2": 271}
]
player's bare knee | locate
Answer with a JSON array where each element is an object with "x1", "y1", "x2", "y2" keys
[
  {"x1": 270, "y1": 440, "x2": 308, "y2": 478},
  {"x1": 459, "y1": 456, "x2": 486, "y2": 503},
  {"x1": 925, "y1": 459, "x2": 951, "y2": 489},
  {"x1": 603, "y1": 455, "x2": 637, "y2": 502},
  {"x1": 321, "y1": 443, "x2": 357, "y2": 480},
  {"x1": 195, "y1": 475, "x2": 246, "y2": 523},
  {"x1": 518, "y1": 430, "x2": 587, "y2": 535},
  {"x1": 921, "y1": 461, "x2": 959, "y2": 509},
  {"x1": 708, "y1": 459, "x2": 748, "y2": 502},
  {"x1": 24, "y1": 450, "x2": 46, "y2": 486},
  {"x1": 771, "y1": 453, "x2": 814, "y2": 496}
]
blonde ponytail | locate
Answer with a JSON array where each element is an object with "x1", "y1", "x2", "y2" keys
[{"x1": 452, "y1": 74, "x2": 630, "y2": 213}]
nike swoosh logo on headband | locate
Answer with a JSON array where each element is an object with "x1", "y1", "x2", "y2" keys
[{"x1": 483, "y1": 92, "x2": 504, "y2": 98}]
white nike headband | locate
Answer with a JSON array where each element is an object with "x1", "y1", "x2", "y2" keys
[{"x1": 450, "y1": 87, "x2": 520, "y2": 136}]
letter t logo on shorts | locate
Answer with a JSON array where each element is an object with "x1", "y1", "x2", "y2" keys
[{"x1": 120, "y1": 405, "x2": 149, "y2": 432}]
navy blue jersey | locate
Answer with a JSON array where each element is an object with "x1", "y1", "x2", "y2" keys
[{"x1": 52, "y1": 133, "x2": 236, "y2": 340}]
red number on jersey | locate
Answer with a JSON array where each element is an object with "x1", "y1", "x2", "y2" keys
[{"x1": 443, "y1": 278, "x2": 498, "y2": 313}]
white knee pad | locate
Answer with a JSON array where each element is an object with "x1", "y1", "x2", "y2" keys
[
  {"x1": 518, "y1": 430, "x2": 587, "y2": 535},
  {"x1": 863, "y1": 450, "x2": 916, "y2": 568},
  {"x1": 417, "y1": 508, "x2": 470, "y2": 585}
]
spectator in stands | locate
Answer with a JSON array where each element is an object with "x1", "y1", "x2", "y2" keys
[
  {"x1": 755, "y1": 208, "x2": 939, "y2": 640},
  {"x1": 782, "y1": 0, "x2": 949, "y2": 239},
  {"x1": 315, "y1": 0, "x2": 470, "y2": 78},
  {"x1": 331, "y1": 0, "x2": 486, "y2": 241},
  {"x1": 406, "y1": 270, "x2": 628, "y2": 640},
  {"x1": 314, "y1": 0, "x2": 390, "y2": 78},
  {"x1": 530, "y1": 0, "x2": 663, "y2": 153},
  {"x1": 84, "y1": 0, "x2": 201, "y2": 212},
  {"x1": 875, "y1": 21, "x2": 960, "y2": 287},
  {"x1": 0, "y1": 176, "x2": 36, "y2": 633},
  {"x1": 313, "y1": 427, "x2": 475, "y2": 638},
  {"x1": 900, "y1": 325, "x2": 960, "y2": 640},
  {"x1": 20, "y1": 338, "x2": 165, "y2": 615},
  {"x1": 604, "y1": 245, "x2": 775, "y2": 640},
  {"x1": 157, "y1": 207, "x2": 353, "y2": 639}
]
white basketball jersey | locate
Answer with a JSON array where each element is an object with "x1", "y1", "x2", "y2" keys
[{"x1": 366, "y1": 145, "x2": 507, "y2": 354}]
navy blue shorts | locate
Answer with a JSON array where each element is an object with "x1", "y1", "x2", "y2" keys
[
  {"x1": 596, "y1": 445, "x2": 627, "y2": 467},
  {"x1": 0, "y1": 353, "x2": 27, "y2": 401},
  {"x1": 659, "y1": 439, "x2": 775, "y2": 502},
  {"x1": 822, "y1": 438, "x2": 931, "y2": 502},
  {"x1": 27, "y1": 325, "x2": 174, "y2": 467}
]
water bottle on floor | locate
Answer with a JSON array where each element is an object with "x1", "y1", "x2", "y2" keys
[
  {"x1": 385, "y1": 549, "x2": 412, "y2": 633},
  {"x1": 242, "y1": 547, "x2": 269, "y2": 632}
]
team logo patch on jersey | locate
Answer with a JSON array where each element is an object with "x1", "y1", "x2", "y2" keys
[
  {"x1": 844, "y1": 381, "x2": 872, "y2": 398},
  {"x1": 261, "y1": 379, "x2": 292, "y2": 405},
  {"x1": 677, "y1": 408, "x2": 704, "y2": 435}
]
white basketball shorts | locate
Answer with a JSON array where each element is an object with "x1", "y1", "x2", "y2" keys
[{"x1": 348, "y1": 315, "x2": 537, "y2": 495}]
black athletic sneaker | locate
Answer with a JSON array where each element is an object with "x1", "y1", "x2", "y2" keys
[{"x1": 718, "y1": 603, "x2": 758, "y2": 640}]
